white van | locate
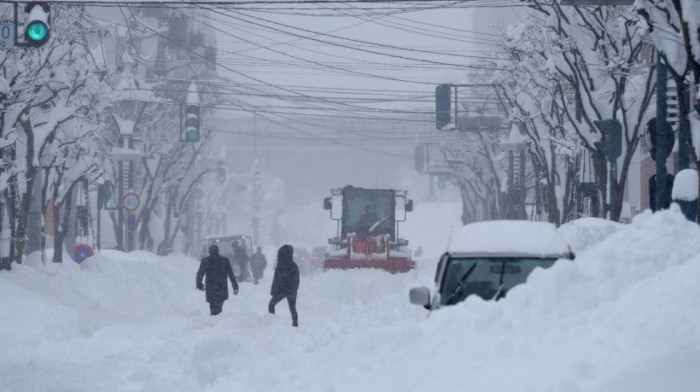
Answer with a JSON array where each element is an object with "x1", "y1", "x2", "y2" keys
[{"x1": 410, "y1": 221, "x2": 574, "y2": 310}]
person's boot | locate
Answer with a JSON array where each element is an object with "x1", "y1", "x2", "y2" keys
[{"x1": 292, "y1": 320, "x2": 298, "y2": 327}]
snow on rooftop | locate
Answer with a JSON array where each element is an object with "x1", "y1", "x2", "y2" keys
[{"x1": 447, "y1": 220, "x2": 572, "y2": 257}]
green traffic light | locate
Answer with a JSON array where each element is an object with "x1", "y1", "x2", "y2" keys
[
  {"x1": 217, "y1": 175, "x2": 226, "y2": 183},
  {"x1": 27, "y1": 21, "x2": 48, "y2": 44},
  {"x1": 186, "y1": 130, "x2": 199, "y2": 141}
]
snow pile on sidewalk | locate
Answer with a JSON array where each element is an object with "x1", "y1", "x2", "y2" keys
[{"x1": 1, "y1": 207, "x2": 699, "y2": 392}]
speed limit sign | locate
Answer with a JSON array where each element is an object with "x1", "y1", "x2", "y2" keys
[{"x1": 121, "y1": 192, "x2": 140, "y2": 211}]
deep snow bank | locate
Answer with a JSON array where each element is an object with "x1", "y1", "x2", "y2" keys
[{"x1": 386, "y1": 207, "x2": 700, "y2": 392}]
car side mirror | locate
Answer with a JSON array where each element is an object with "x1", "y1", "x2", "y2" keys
[
  {"x1": 409, "y1": 287, "x2": 431, "y2": 307},
  {"x1": 323, "y1": 197, "x2": 332, "y2": 210}
]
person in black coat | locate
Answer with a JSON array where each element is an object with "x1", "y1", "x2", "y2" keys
[
  {"x1": 232, "y1": 243, "x2": 250, "y2": 282},
  {"x1": 250, "y1": 246, "x2": 267, "y2": 285},
  {"x1": 196, "y1": 244, "x2": 239, "y2": 316},
  {"x1": 268, "y1": 244, "x2": 300, "y2": 327}
]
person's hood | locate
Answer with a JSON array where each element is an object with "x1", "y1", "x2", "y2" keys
[{"x1": 277, "y1": 244, "x2": 294, "y2": 263}]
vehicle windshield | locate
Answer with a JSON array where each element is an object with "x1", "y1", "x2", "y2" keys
[
  {"x1": 439, "y1": 257, "x2": 556, "y2": 305},
  {"x1": 341, "y1": 188, "x2": 395, "y2": 239}
]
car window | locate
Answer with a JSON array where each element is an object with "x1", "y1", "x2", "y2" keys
[{"x1": 439, "y1": 257, "x2": 556, "y2": 305}]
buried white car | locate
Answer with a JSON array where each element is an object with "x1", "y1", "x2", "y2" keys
[{"x1": 410, "y1": 220, "x2": 575, "y2": 310}]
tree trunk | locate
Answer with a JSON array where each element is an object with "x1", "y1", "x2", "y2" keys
[
  {"x1": 592, "y1": 152, "x2": 608, "y2": 219},
  {"x1": 53, "y1": 183, "x2": 76, "y2": 263},
  {"x1": 14, "y1": 118, "x2": 37, "y2": 264},
  {"x1": 158, "y1": 189, "x2": 176, "y2": 256},
  {"x1": 14, "y1": 177, "x2": 35, "y2": 265}
]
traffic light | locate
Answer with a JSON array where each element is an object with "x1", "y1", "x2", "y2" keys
[
  {"x1": 593, "y1": 119, "x2": 622, "y2": 161},
  {"x1": 216, "y1": 160, "x2": 226, "y2": 183},
  {"x1": 253, "y1": 171, "x2": 261, "y2": 193},
  {"x1": 435, "y1": 84, "x2": 451, "y2": 130},
  {"x1": 183, "y1": 104, "x2": 200, "y2": 142},
  {"x1": 414, "y1": 144, "x2": 426, "y2": 173},
  {"x1": 645, "y1": 118, "x2": 674, "y2": 162},
  {"x1": 25, "y1": 2, "x2": 50, "y2": 47}
]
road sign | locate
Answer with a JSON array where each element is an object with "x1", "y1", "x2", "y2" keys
[
  {"x1": 0, "y1": 23, "x2": 15, "y2": 50},
  {"x1": 74, "y1": 244, "x2": 94, "y2": 264},
  {"x1": 127, "y1": 213, "x2": 138, "y2": 232},
  {"x1": 121, "y1": 192, "x2": 140, "y2": 211},
  {"x1": 141, "y1": 130, "x2": 178, "y2": 144}
]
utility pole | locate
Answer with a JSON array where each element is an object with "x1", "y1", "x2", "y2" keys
[
  {"x1": 253, "y1": 113, "x2": 260, "y2": 245},
  {"x1": 678, "y1": 83, "x2": 690, "y2": 171},
  {"x1": 117, "y1": 135, "x2": 125, "y2": 251},
  {"x1": 655, "y1": 54, "x2": 670, "y2": 212}
]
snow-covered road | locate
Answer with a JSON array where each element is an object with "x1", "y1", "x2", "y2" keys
[{"x1": 2, "y1": 206, "x2": 700, "y2": 392}]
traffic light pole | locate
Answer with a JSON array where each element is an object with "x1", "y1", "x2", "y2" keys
[
  {"x1": 678, "y1": 83, "x2": 690, "y2": 171},
  {"x1": 609, "y1": 162, "x2": 617, "y2": 221},
  {"x1": 655, "y1": 54, "x2": 669, "y2": 212}
]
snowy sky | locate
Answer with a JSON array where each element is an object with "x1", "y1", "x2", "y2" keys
[{"x1": 206, "y1": 4, "x2": 525, "y2": 203}]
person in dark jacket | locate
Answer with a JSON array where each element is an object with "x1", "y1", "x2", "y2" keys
[
  {"x1": 232, "y1": 242, "x2": 250, "y2": 282},
  {"x1": 269, "y1": 244, "x2": 300, "y2": 327},
  {"x1": 250, "y1": 246, "x2": 267, "y2": 285},
  {"x1": 196, "y1": 244, "x2": 239, "y2": 316},
  {"x1": 356, "y1": 205, "x2": 379, "y2": 241}
]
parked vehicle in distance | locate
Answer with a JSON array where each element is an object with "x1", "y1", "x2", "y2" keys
[
  {"x1": 308, "y1": 246, "x2": 327, "y2": 274},
  {"x1": 295, "y1": 247, "x2": 311, "y2": 275},
  {"x1": 410, "y1": 221, "x2": 574, "y2": 310},
  {"x1": 202, "y1": 234, "x2": 253, "y2": 281}
]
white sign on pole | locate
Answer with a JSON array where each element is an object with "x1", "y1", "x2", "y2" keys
[
  {"x1": 0, "y1": 24, "x2": 15, "y2": 50},
  {"x1": 141, "y1": 130, "x2": 178, "y2": 144},
  {"x1": 121, "y1": 192, "x2": 140, "y2": 211}
]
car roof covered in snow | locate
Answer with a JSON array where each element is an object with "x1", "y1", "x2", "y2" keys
[{"x1": 447, "y1": 220, "x2": 573, "y2": 258}]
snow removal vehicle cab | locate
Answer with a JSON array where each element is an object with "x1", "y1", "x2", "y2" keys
[
  {"x1": 323, "y1": 185, "x2": 415, "y2": 273},
  {"x1": 410, "y1": 220, "x2": 574, "y2": 310}
]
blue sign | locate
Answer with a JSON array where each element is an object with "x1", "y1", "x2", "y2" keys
[
  {"x1": 75, "y1": 244, "x2": 94, "y2": 264},
  {"x1": 0, "y1": 24, "x2": 15, "y2": 50},
  {"x1": 127, "y1": 213, "x2": 138, "y2": 233}
]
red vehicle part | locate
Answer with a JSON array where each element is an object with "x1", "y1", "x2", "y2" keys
[{"x1": 323, "y1": 234, "x2": 415, "y2": 274}]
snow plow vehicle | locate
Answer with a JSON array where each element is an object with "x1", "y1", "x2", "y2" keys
[{"x1": 322, "y1": 185, "x2": 415, "y2": 273}]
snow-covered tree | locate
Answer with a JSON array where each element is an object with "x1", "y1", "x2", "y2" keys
[
  {"x1": 503, "y1": 2, "x2": 656, "y2": 221},
  {"x1": 635, "y1": 0, "x2": 700, "y2": 222},
  {"x1": 443, "y1": 130, "x2": 506, "y2": 224},
  {"x1": 500, "y1": 20, "x2": 584, "y2": 224},
  {"x1": 91, "y1": 7, "x2": 219, "y2": 254},
  {"x1": 0, "y1": 6, "x2": 109, "y2": 264}
]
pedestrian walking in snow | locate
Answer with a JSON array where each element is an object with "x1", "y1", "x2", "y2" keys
[
  {"x1": 268, "y1": 244, "x2": 299, "y2": 327},
  {"x1": 196, "y1": 244, "x2": 239, "y2": 316},
  {"x1": 250, "y1": 246, "x2": 267, "y2": 285},
  {"x1": 232, "y1": 242, "x2": 251, "y2": 282}
]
